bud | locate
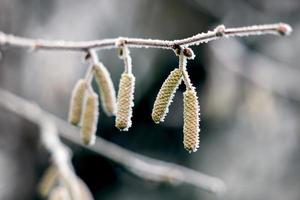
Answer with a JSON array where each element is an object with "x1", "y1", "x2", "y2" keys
[
  {"x1": 115, "y1": 73, "x2": 135, "y2": 131},
  {"x1": 183, "y1": 88, "x2": 200, "y2": 153},
  {"x1": 68, "y1": 79, "x2": 87, "y2": 126},
  {"x1": 80, "y1": 93, "x2": 99, "y2": 145},
  {"x1": 93, "y1": 63, "x2": 117, "y2": 116},
  {"x1": 152, "y1": 68, "x2": 182, "y2": 123}
]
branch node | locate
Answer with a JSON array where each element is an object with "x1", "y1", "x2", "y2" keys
[
  {"x1": 214, "y1": 25, "x2": 226, "y2": 37},
  {"x1": 84, "y1": 51, "x2": 91, "y2": 61},
  {"x1": 173, "y1": 44, "x2": 182, "y2": 56}
]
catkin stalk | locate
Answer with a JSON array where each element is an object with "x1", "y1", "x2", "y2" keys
[
  {"x1": 80, "y1": 93, "x2": 99, "y2": 145},
  {"x1": 115, "y1": 73, "x2": 135, "y2": 131},
  {"x1": 152, "y1": 68, "x2": 183, "y2": 123},
  {"x1": 183, "y1": 88, "x2": 200, "y2": 153},
  {"x1": 68, "y1": 79, "x2": 87, "y2": 125},
  {"x1": 93, "y1": 63, "x2": 117, "y2": 116}
]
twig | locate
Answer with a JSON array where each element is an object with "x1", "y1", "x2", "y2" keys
[
  {"x1": 0, "y1": 23, "x2": 291, "y2": 51},
  {"x1": 0, "y1": 88, "x2": 226, "y2": 194}
]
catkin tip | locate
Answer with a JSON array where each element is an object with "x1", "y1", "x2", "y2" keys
[
  {"x1": 80, "y1": 93, "x2": 99, "y2": 145},
  {"x1": 151, "y1": 68, "x2": 183, "y2": 124},
  {"x1": 68, "y1": 79, "x2": 87, "y2": 126},
  {"x1": 183, "y1": 88, "x2": 200, "y2": 153},
  {"x1": 115, "y1": 73, "x2": 135, "y2": 131},
  {"x1": 93, "y1": 63, "x2": 117, "y2": 116}
]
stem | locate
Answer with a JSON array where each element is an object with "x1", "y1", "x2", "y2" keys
[
  {"x1": 122, "y1": 46, "x2": 132, "y2": 74},
  {"x1": 179, "y1": 52, "x2": 193, "y2": 90},
  {"x1": 84, "y1": 49, "x2": 98, "y2": 95},
  {"x1": 0, "y1": 23, "x2": 292, "y2": 52}
]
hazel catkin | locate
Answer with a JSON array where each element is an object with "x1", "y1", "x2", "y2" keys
[
  {"x1": 183, "y1": 88, "x2": 200, "y2": 153},
  {"x1": 80, "y1": 93, "x2": 99, "y2": 145},
  {"x1": 115, "y1": 73, "x2": 135, "y2": 131},
  {"x1": 151, "y1": 68, "x2": 183, "y2": 123},
  {"x1": 68, "y1": 79, "x2": 87, "y2": 126},
  {"x1": 93, "y1": 63, "x2": 117, "y2": 116}
]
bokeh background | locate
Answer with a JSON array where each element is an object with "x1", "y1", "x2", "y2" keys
[{"x1": 0, "y1": 0, "x2": 299, "y2": 199}]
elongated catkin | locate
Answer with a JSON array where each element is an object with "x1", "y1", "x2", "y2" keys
[
  {"x1": 80, "y1": 93, "x2": 99, "y2": 145},
  {"x1": 93, "y1": 63, "x2": 117, "y2": 116},
  {"x1": 183, "y1": 88, "x2": 200, "y2": 153},
  {"x1": 115, "y1": 73, "x2": 135, "y2": 131},
  {"x1": 68, "y1": 79, "x2": 87, "y2": 125},
  {"x1": 152, "y1": 68, "x2": 182, "y2": 123}
]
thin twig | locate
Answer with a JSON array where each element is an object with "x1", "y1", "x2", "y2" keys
[
  {"x1": 0, "y1": 23, "x2": 291, "y2": 51},
  {"x1": 0, "y1": 88, "x2": 226, "y2": 194}
]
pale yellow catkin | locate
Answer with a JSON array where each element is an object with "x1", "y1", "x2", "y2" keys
[
  {"x1": 68, "y1": 79, "x2": 87, "y2": 126},
  {"x1": 115, "y1": 73, "x2": 135, "y2": 131},
  {"x1": 49, "y1": 186, "x2": 71, "y2": 200},
  {"x1": 151, "y1": 68, "x2": 183, "y2": 123},
  {"x1": 38, "y1": 165, "x2": 58, "y2": 197},
  {"x1": 183, "y1": 88, "x2": 200, "y2": 153},
  {"x1": 80, "y1": 93, "x2": 99, "y2": 145},
  {"x1": 93, "y1": 63, "x2": 117, "y2": 116}
]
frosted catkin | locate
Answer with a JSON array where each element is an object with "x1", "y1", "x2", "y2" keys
[
  {"x1": 115, "y1": 73, "x2": 135, "y2": 131},
  {"x1": 183, "y1": 88, "x2": 200, "y2": 153},
  {"x1": 93, "y1": 63, "x2": 117, "y2": 116},
  {"x1": 80, "y1": 93, "x2": 99, "y2": 145},
  {"x1": 151, "y1": 68, "x2": 183, "y2": 123},
  {"x1": 68, "y1": 79, "x2": 87, "y2": 125}
]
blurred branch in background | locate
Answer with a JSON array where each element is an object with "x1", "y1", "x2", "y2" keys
[{"x1": 0, "y1": 88, "x2": 226, "y2": 194}]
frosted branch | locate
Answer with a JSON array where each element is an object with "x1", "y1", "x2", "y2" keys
[{"x1": 0, "y1": 23, "x2": 291, "y2": 51}]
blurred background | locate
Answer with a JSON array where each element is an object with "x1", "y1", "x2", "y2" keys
[{"x1": 0, "y1": 0, "x2": 299, "y2": 199}]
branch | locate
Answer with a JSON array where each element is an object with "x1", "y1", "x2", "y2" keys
[
  {"x1": 0, "y1": 88, "x2": 226, "y2": 194},
  {"x1": 0, "y1": 23, "x2": 291, "y2": 51}
]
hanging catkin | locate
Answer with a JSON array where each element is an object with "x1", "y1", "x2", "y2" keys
[
  {"x1": 151, "y1": 68, "x2": 183, "y2": 123},
  {"x1": 183, "y1": 88, "x2": 200, "y2": 153},
  {"x1": 68, "y1": 79, "x2": 87, "y2": 125},
  {"x1": 93, "y1": 63, "x2": 117, "y2": 116},
  {"x1": 80, "y1": 93, "x2": 99, "y2": 145},
  {"x1": 115, "y1": 73, "x2": 135, "y2": 131}
]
